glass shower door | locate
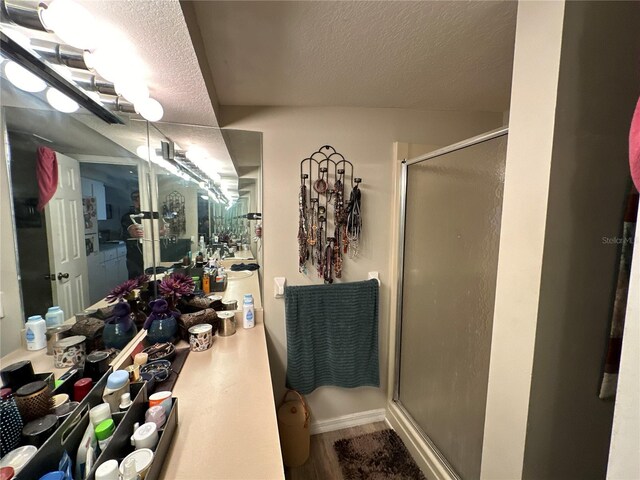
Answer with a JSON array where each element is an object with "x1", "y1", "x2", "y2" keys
[{"x1": 396, "y1": 132, "x2": 507, "y2": 479}]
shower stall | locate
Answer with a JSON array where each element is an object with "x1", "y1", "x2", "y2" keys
[{"x1": 393, "y1": 128, "x2": 508, "y2": 479}]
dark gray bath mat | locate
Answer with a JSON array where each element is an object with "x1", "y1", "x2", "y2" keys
[{"x1": 333, "y1": 429, "x2": 426, "y2": 479}]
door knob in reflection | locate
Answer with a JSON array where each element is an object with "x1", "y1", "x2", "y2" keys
[
  {"x1": 57, "y1": 272, "x2": 70, "y2": 280},
  {"x1": 44, "y1": 273, "x2": 55, "y2": 281}
]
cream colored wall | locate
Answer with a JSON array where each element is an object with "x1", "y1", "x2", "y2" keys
[
  {"x1": 481, "y1": 2, "x2": 566, "y2": 478},
  {"x1": 220, "y1": 105, "x2": 503, "y2": 425},
  {"x1": 0, "y1": 115, "x2": 24, "y2": 357}
]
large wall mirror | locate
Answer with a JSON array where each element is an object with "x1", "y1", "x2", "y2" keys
[{"x1": 0, "y1": 53, "x2": 262, "y2": 356}]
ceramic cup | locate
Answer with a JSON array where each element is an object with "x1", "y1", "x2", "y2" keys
[
  {"x1": 148, "y1": 391, "x2": 172, "y2": 415},
  {"x1": 188, "y1": 324, "x2": 213, "y2": 352},
  {"x1": 130, "y1": 422, "x2": 158, "y2": 450},
  {"x1": 52, "y1": 336, "x2": 86, "y2": 368}
]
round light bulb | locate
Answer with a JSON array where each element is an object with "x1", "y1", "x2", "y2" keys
[
  {"x1": 135, "y1": 97, "x2": 164, "y2": 122},
  {"x1": 84, "y1": 48, "x2": 121, "y2": 82},
  {"x1": 115, "y1": 76, "x2": 149, "y2": 105},
  {"x1": 46, "y1": 88, "x2": 79, "y2": 113},
  {"x1": 41, "y1": 0, "x2": 98, "y2": 50},
  {"x1": 5, "y1": 61, "x2": 46, "y2": 92}
]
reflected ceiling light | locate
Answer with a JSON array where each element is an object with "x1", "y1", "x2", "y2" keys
[
  {"x1": 40, "y1": 0, "x2": 99, "y2": 50},
  {"x1": 115, "y1": 75, "x2": 149, "y2": 105},
  {"x1": 200, "y1": 194, "x2": 208, "y2": 200},
  {"x1": 136, "y1": 145, "x2": 152, "y2": 160},
  {"x1": 46, "y1": 87, "x2": 79, "y2": 112},
  {"x1": 135, "y1": 97, "x2": 163, "y2": 122},
  {"x1": 5, "y1": 61, "x2": 46, "y2": 92}
]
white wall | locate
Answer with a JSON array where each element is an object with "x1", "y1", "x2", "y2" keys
[
  {"x1": 221, "y1": 105, "x2": 503, "y2": 425},
  {"x1": 0, "y1": 115, "x2": 24, "y2": 357}
]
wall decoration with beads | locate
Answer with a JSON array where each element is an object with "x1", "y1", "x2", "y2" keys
[{"x1": 298, "y1": 145, "x2": 363, "y2": 283}]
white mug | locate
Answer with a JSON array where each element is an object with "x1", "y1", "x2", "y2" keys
[{"x1": 130, "y1": 422, "x2": 158, "y2": 450}]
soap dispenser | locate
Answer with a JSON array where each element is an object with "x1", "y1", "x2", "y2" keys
[{"x1": 25, "y1": 315, "x2": 46, "y2": 351}]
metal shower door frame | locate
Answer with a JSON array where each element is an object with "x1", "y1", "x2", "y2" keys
[{"x1": 392, "y1": 126, "x2": 509, "y2": 479}]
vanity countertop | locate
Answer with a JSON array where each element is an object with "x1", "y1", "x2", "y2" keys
[
  {"x1": 158, "y1": 309, "x2": 284, "y2": 480},
  {"x1": 1, "y1": 276, "x2": 281, "y2": 480}
]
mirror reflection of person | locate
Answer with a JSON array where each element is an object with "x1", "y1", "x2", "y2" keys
[{"x1": 121, "y1": 190, "x2": 144, "y2": 279}]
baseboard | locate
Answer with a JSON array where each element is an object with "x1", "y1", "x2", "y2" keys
[
  {"x1": 310, "y1": 408, "x2": 386, "y2": 435},
  {"x1": 386, "y1": 402, "x2": 457, "y2": 480}
]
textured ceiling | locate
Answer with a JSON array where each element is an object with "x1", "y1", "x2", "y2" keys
[
  {"x1": 191, "y1": 1, "x2": 517, "y2": 112},
  {"x1": 77, "y1": 0, "x2": 218, "y2": 127}
]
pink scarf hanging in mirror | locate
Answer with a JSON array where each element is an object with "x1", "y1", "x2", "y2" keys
[
  {"x1": 36, "y1": 146, "x2": 58, "y2": 211},
  {"x1": 630, "y1": 96, "x2": 640, "y2": 191}
]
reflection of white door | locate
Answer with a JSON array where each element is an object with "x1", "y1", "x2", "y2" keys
[{"x1": 45, "y1": 153, "x2": 89, "y2": 316}]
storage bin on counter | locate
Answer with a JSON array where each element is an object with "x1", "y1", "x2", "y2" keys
[
  {"x1": 87, "y1": 382, "x2": 178, "y2": 480},
  {"x1": 15, "y1": 368, "x2": 112, "y2": 479}
]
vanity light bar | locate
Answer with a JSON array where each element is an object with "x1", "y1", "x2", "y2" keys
[{"x1": 0, "y1": 31, "x2": 125, "y2": 124}]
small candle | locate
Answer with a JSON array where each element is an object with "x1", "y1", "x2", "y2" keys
[{"x1": 134, "y1": 353, "x2": 148, "y2": 366}]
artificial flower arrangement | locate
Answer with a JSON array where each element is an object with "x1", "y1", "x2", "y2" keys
[
  {"x1": 144, "y1": 273, "x2": 195, "y2": 344},
  {"x1": 102, "y1": 275, "x2": 149, "y2": 349}
]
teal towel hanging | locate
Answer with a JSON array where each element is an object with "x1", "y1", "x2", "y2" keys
[{"x1": 284, "y1": 279, "x2": 379, "y2": 395}]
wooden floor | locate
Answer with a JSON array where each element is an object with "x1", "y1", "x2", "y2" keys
[{"x1": 285, "y1": 422, "x2": 389, "y2": 480}]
